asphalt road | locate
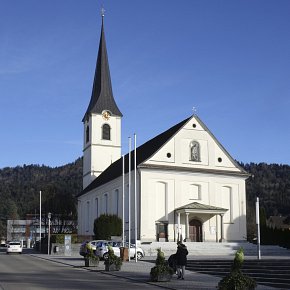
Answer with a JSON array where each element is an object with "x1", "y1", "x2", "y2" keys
[{"x1": 0, "y1": 248, "x2": 161, "y2": 290}]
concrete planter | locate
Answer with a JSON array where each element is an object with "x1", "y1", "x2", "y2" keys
[
  {"x1": 105, "y1": 263, "x2": 121, "y2": 271},
  {"x1": 152, "y1": 273, "x2": 172, "y2": 282},
  {"x1": 84, "y1": 257, "x2": 99, "y2": 267}
]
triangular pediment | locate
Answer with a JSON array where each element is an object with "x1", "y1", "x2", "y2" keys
[{"x1": 142, "y1": 115, "x2": 246, "y2": 175}]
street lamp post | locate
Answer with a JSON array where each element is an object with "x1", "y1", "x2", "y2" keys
[{"x1": 48, "y1": 212, "x2": 51, "y2": 255}]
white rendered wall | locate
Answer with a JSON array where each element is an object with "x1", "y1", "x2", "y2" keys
[
  {"x1": 139, "y1": 169, "x2": 247, "y2": 242},
  {"x1": 78, "y1": 169, "x2": 246, "y2": 241},
  {"x1": 78, "y1": 173, "x2": 140, "y2": 238}
]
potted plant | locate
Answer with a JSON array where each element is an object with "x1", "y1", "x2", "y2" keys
[
  {"x1": 84, "y1": 242, "x2": 99, "y2": 267},
  {"x1": 104, "y1": 245, "x2": 122, "y2": 271},
  {"x1": 150, "y1": 248, "x2": 174, "y2": 282},
  {"x1": 217, "y1": 247, "x2": 257, "y2": 290}
]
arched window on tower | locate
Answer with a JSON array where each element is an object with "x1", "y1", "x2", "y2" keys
[
  {"x1": 190, "y1": 141, "x2": 201, "y2": 162},
  {"x1": 102, "y1": 124, "x2": 111, "y2": 140},
  {"x1": 86, "y1": 126, "x2": 89, "y2": 143}
]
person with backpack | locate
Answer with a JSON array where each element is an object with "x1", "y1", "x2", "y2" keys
[
  {"x1": 168, "y1": 253, "x2": 177, "y2": 275},
  {"x1": 175, "y1": 241, "x2": 188, "y2": 280}
]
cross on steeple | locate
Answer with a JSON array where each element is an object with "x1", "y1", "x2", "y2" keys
[{"x1": 101, "y1": 6, "x2": 105, "y2": 18}]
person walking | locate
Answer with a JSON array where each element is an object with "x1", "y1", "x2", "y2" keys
[{"x1": 175, "y1": 242, "x2": 188, "y2": 280}]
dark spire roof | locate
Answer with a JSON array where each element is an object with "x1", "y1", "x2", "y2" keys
[{"x1": 82, "y1": 16, "x2": 122, "y2": 122}]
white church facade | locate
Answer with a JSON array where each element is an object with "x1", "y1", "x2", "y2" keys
[{"x1": 77, "y1": 15, "x2": 249, "y2": 243}]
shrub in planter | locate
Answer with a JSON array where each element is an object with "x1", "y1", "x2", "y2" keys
[
  {"x1": 84, "y1": 243, "x2": 99, "y2": 267},
  {"x1": 217, "y1": 247, "x2": 257, "y2": 290},
  {"x1": 104, "y1": 245, "x2": 122, "y2": 271},
  {"x1": 150, "y1": 248, "x2": 174, "y2": 282}
]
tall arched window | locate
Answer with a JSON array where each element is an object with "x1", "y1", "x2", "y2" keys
[
  {"x1": 190, "y1": 141, "x2": 201, "y2": 162},
  {"x1": 85, "y1": 201, "x2": 90, "y2": 232},
  {"x1": 115, "y1": 189, "x2": 119, "y2": 216},
  {"x1": 86, "y1": 126, "x2": 89, "y2": 143},
  {"x1": 104, "y1": 193, "x2": 108, "y2": 214},
  {"x1": 102, "y1": 124, "x2": 111, "y2": 140},
  {"x1": 95, "y1": 197, "x2": 99, "y2": 219},
  {"x1": 222, "y1": 186, "x2": 232, "y2": 223},
  {"x1": 156, "y1": 182, "x2": 168, "y2": 220}
]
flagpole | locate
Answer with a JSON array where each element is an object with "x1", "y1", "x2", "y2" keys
[
  {"x1": 256, "y1": 197, "x2": 261, "y2": 260},
  {"x1": 128, "y1": 137, "x2": 131, "y2": 261},
  {"x1": 39, "y1": 190, "x2": 42, "y2": 253},
  {"x1": 134, "y1": 133, "x2": 137, "y2": 262},
  {"x1": 122, "y1": 155, "x2": 125, "y2": 247}
]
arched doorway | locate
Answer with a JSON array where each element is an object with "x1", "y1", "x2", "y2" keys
[{"x1": 189, "y1": 219, "x2": 202, "y2": 242}]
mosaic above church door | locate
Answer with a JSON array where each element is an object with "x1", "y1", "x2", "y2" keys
[{"x1": 189, "y1": 219, "x2": 202, "y2": 242}]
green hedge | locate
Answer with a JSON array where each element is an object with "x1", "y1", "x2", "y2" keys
[
  {"x1": 94, "y1": 214, "x2": 122, "y2": 240},
  {"x1": 261, "y1": 225, "x2": 290, "y2": 249}
]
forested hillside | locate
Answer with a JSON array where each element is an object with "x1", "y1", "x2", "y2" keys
[
  {"x1": 244, "y1": 162, "x2": 290, "y2": 216},
  {"x1": 243, "y1": 162, "x2": 290, "y2": 239},
  {"x1": 0, "y1": 159, "x2": 289, "y2": 239},
  {"x1": 0, "y1": 158, "x2": 82, "y2": 237}
]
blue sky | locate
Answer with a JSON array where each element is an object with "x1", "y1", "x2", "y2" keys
[{"x1": 1, "y1": 0, "x2": 289, "y2": 168}]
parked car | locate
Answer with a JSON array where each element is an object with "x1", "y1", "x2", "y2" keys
[
  {"x1": 96, "y1": 241, "x2": 144, "y2": 260},
  {"x1": 79, "y1": 240, "x2": 106, "y2": 257},
  {"x1": 6, "y1": 241, "x2": 22, "y2": 254}
]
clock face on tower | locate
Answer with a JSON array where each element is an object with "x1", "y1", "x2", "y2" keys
[{"x1": 102, "y1": 110, "x2": 111, "y2": 120}]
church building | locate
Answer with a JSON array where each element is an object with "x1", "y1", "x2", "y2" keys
[{"x1": 77, "y1": 15, "x2": 249, "y2": 243}]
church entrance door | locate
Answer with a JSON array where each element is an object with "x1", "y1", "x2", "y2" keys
[{"x1": 189, "y1": 219, "x2": 202, "y2": 242}]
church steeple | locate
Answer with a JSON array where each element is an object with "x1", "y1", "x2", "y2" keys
[
  {"x1": 82, "y1": 11, "x2": 122, "y2": 189},
  {"x1": 82, "y1": 13, "x2": 122, "y2": 122}
]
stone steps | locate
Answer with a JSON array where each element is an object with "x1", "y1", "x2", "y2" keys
[
  {"x1": 141, "y1": 241, "x2": 290, "y2": 258},
  {"x1": 142, "y1": 242, "x2": 290, "y2": 289},
  {"x1": 186, "y1": 260, "x2": 290, "y2": 289}
]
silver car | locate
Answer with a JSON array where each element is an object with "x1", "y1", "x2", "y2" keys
[
  {"x1": 96, "y1": 241, "x2": 144, "y2": 260},
  {"x1": 79, "y1": 240, "x2": 106, "y2": 256}
]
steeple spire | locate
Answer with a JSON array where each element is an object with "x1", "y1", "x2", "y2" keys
[{"x1": 82, "y1": 10, "x2": 122, "y2": 122}]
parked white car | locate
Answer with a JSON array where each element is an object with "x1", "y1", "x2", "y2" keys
[
  {"x1": 6, "y1": 241, "x2": 22, "y2": 254},
  {"x1": 79, "y1": 240, "x2": 105, "y2": 257},
  {"x1": 96, "y1": 241, "x2": 144, "y2": 260}
]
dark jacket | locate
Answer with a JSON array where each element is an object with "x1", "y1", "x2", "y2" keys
[{"x1": 175, "y1": 244, "x2": 188, "y2": 266}]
